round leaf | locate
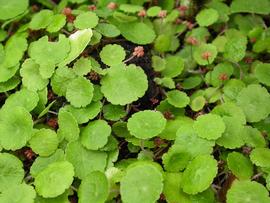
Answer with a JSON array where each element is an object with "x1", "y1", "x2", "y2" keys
[
  {"x1": 120, "y1": 162, "x2": 163, "y2": 203},
  {"x1": 167, "y1": 90, "x2": 190, "y2": 108},
  {"x1": 196, "y1": 8, "x2": 219, "y2": 26},
  {"x1": 193, "y1": 114, "x2": 225, "y2": 140},
  {"x1": 0, "y1": 0, "x2": 28, "y2": 20},
  {"x1": 236, "y1": 84, "x2": 270, "y2": 122},
  {"x1": 193, "y1": 44, "x2": 217, "y2": 65},
  {"x1": 0, "y1": 106, "x2": 33, "y2": 150},
  {"x1": 101, "y1": 64, "x2": 148, "y2": 105},
  {"x1": 78, "y1": 171, "x2": 109, "y2": 203},
  {"x1": 100, "y1": 44, "x2": 126, "y2": 66},
  {"x1": 66, "y1": 77, "x2": 94, "y2": 108},
  {"x1": 29, "y1": 129, "x2": 58, "y2": 157},
  {"x1": 81, "y1": 120, "x2": 111, "y2": 150},
  {"x1": 74, "y1": 12, "x2": 99, "y2": 29},
  {"x1": 182, "y1": 155, "x2": 218, "y2": 194},
  {"x1": 254, "y1": 63, "x2": 270, "y2": 86},
  {"x1": 34, "y1": 161, "x2": 74, "y2": 198},
  {"x1": 127, "y1": 110, "x2": 166, "y2": 139}
]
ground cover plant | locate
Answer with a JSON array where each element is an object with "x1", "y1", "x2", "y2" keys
[{"x1": 0, "y1": 0, "x2": 270, "y2": 202}]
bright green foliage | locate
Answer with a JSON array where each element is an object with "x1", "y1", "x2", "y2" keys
[
  {"x1": 227, "y1": 180, "x2": 270, "y2": 203},
  {"x1": 74, "y1": 12, "x2": 99, "y2": 29},
  {"x1": 0, "y1": 0, "x2": 28, "y2": 20},
  {"x1": 29, "y1": 129, "x2": 58, "y2": 156},
  {"x1": 100, "y1": 44, "x2": 126, "y2": 66},
  {"x1": 167, "y1": 90, "x2": 190, "y2": 108},
  {"x1": 0, "y1": 153, "x2": 24, "y2": 192},
  {"x1": 182, "y1": 155, "x2": 217, "y2": 194},
  {"x1": 30, "y1": 149, "x2": 65, "y2": 178},
  {"x1": 34, "y1": 161, "x2": 74, "y2": 198},
  {"x1": 120, "y1": 162, "x2": 163, "y2": 203},
  {"x1": 0, "y1": 183, "x2": 36, "y2": 203},
  {"x1": 193, "y1": 44, "x2": 217, "y2": 65},
  {"x1": 161, "y1": 55, "x2": 184, "y2": 78},
  {"x1": 196, "y1": 8, "x2": 219, "y2": 27},
  {"x1": 3, "y1": 88, "x2": 39, "y2": 111},
  {"x1": 216, "y1": 116, "x2": 244, "y2": 149},
  {"x1": 73, "y1": 58, "x2": 92, "y2": 76},
  {"x1": 0, "y1": 107, "x2": 33, "y2": 150},
  {"x1": 230, "y1": 0, "x2": 270, "y2": 14},
  {"x1": 96, "y1": 23, "x2": 120, "y2": 38},
  {"x1": 66, "y1": 77, "x2": 94, "y2": 107},
  {"x1": 116, "y1": 22, "x2": 156, "y2": 44},
  {"x1": 29, "y1": 10, "x2": 54, "y2": 30},
  {"x1": 250, "y1": 148, "x2": 270, "y2": 168},
  {"x1": 65, "y1": 141, "x2": 107, "y2": 179},
  {"x1": 103, "y1": 104, "x2": 126, "y2": 121},
  {"x1": 58, "y1": 109, "x2": 80, "y2": 142},
  {"x1": 255, "y1": 63, "x2": 270, "y2": 86},
  {"x1": 236, "y1": 84, "x2": 270, "y2": 122},
  {"x1": 243, "y1": 126, "x2": 266, "y2": 148},
  {"x1": 147, "y1": 6, "x2": 161, "y2": 17},
  {"x1": 193, "y1": 114, "x2": 225, "y2": 140},
  {"x1": 227, "y1": 152, "x2": 253, "y2": 180},
  {"x1": 81, "y1": 120, "x2": 111, "y2": 150},
  {"x1": 127, "y1": 110, "x2": 166, "y2": 139},
  {"x1": 20, "y1": 59, "x2": 49, "y2": 91},
  {"x1": 59, "y1": 29, "x2": 93, "y2": 66},
  {"x1": 63, "y1": 101, "x2": 102, "y2": 124},
  {"x1": 78, "y1": 171, "x2": 109, "y2": 203},
  {"x1": 101, "y1": 64, "x2": 148, "y2": 105}
]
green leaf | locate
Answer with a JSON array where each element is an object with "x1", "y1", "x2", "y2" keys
[
  {"x1": 152, "y1": 55, "x2": 166, "y2": 72},
  {"x1": 3, "y1": 88, "x2": 39, "y2": 112},
  {"x1": 230, "y1": 0, "x2": 270, "y2": 14},
  {"x1": 227, "y1": 152, "x2": 253, "y2": 180},
  {"x1": 227, "y1": 180, "x2": 270, "y2": 203},
  {"x1": 0, "y1": 0, "x2": 28, "y2": 20},
  {"x1": 103, "y1": 104, "x2": 126, "y2": 121},
  {"x1": 119, "y1": 4, "x2": 143, "y2": 13},
  {"x1": 34, "y1": 161, "x2": 74, "y2": 198},
  {"x1": 250, "y1": 148, "x2": 270, "y2": 168},
  {"x1": 209, "y1": 62, "x2": 234, "y2": 87},
  {"x1": 182, "y1": 155, "x2": 218, "y2": 194},
  {"x1": 78, "y1": 171, "x2": 109, "y2": 203},
  {"x1": 51, "y1": 66, "x2": 76, "y2": 96},
  {"x1": 0, "y1": 76, "x2": 20, "y2": 93},
  {"x1": 193, "y1": 43, "x2": 217, "y2": 65},
  {"x1": 74, "y1": 12, "x2": 99, "y2": 29},
  {"x1": 147, "y1": 6, "x2": 161, "y2": 17},
  {"x1": 0, "y1": 153, "x2": 24, "y2": 192},
  {"x1": 35, "y1": 191, "x2": 69, "y2": 203},
  {"x1": 66, "y1": 76, "x2": 94, "y2": 108},
  {"x1": 0, "y1": 64, "x2": 19, "y2": 83},
  {"x1": 73, "y1": 57, "x2": 92, "y2": 76},
  {"x1": 101, "y1": 64, "x2": 148, "y2": 105},
  {"x1": 166, "y1": 90, "x2": 190, "y2": 108},
  {"x1": 196, "y1": 8, "x2": 219, "y2": 27},
  {"x1": 243, "y1": 126, "x2": 266, "y2": 148},
  {"x1": 255, "y1": 63, "x2": 270, "y2": 86},
  {"x1": 216, "y1": 116, "x2": 244, "y2": 149},
  {"x1": 0, "y1": 107, "x2": 33, "y2": 150},
  {"x1": 120, "y1": 162, "x2": 163, "y2": 203},
  {"x1": 161, "y1": 55, "x2": 184, "y2": 78},
  {"x1": 96, "y1": 23, "x2": 121, "y2": 38},
  {"x1": 63, "y1": 101, "x2": 102, "y2": 124},
  {"x1": 116, "y1": 22, "x2": 156, "y2": 45},
  {"x1": 162, "y1": 147, "x2": 191, "y2": 172},
  {"x1": 127, "y1": 110, "x2": 166, "y2": 139},
  {"x1": 58, "y1": 109, "x2": 79, "y2": 142},
  {"x1": 193, "y1": 114, "x2": 225, "y2": 140},
  {"x1": 29, "y1": 128, "x2": 58, "y2": 157},
  {"x1": 65, "y1": 141, "x2": 107, "y2": 179},
  {"x1": 224, "y1": 30, "x2": 247, "y2": 62},
  {"x1": 29, "y1": 35, "x2": 70, "y2": 67},
  {"x1": 59, "y1": 29, "x2": 93, "y2": 66},
  {"x1": 20, "y1": 59, "x2": 49, "y2": 91},
  {"x1": 46, "y1": 14, "x2": 66, "y2": 33},
  {"x1": 30, "y1": 149, "x2": 65, "y2": 178},
  {"x1": 29, "y1": 10, "x2": 54, "y2": 30},
  {"x1": 190, "y1": 96, "x2": 206, "y2": 112},
  {"x1": 81, "y1": 120, "x2": 111, "y2": 150},
  {"x1": 236, "y1": 84, "x2": 270, "y2": 122},
  {"x1": 100, "y1": 44, "x2": 126, "y2": 66},
  {"x1": 0, "y1": 184, "x2": 36, "y2": 203}
]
